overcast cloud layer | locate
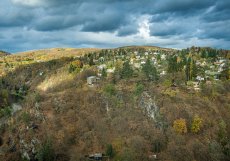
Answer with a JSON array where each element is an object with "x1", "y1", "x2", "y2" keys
[{"x1": 0, "y1": 0, "x2": 229, "y2": 53}]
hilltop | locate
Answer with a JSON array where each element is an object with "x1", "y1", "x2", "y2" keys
[
  {"x1": 0, "y1": 46, "x2": 229, "y2": 161},
  {"x1": 0, "y1": 50, "x2": 10, "y2": 57}
]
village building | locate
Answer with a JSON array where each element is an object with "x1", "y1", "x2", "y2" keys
[
  {"x1": 141, "y1": 61, "x2": 146, "y2": 65},
  {"x1": 88, "y1": 153, "x2": 103, "y2": 160},
  {"x1": 134, "y1": 62, "x2": 141, "y2": 69},
  {"x1": 87, "y1": 76, "x2": 99, "y2": 85},
  {"x1": 107, "y1": 67, "x2": 115, "y2": 73},
  {"x1": 97, "y1": 64, "x2": 106, "y2": 70},
  {"x1": 160, "y1": 70, "x2": 166, "y2": 76},
  {"x1": 161, "y1": 54, "x2": 166, "y2": 60}
]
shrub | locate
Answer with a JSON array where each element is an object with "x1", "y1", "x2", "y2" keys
[
  {"x1": 36, "y1": 138, "x2": 55, "y2": 161},
  {"x1": 103, "y1": 84, "x2": 116, "y2": 96},
  {"x1": 209, "y1": 141, "x2": 225, "y2": 161},
  {"x1": 169, "y1": 145, "x2": 193, "y2": 161},
  {"x1": 68, "y1": 64, "x2": 76, "y2": 73},
  {"x1": 0, "y1": 89, "x2": 9, "y2": 106},
  {"x1": 0, "y1": 106, "x2": 12, "y2": 118},
  {"x1": 1, "y1": 89, "x2": 9, "y2": 99},
  {"x1": 162, "y1": 79, "x2": 171, "y2": 88},
  {"x1": 101, "y1": 68, "x2": 107, "y2": 78},
  {"x1": 218, "y1": 119, "x2": 227, "y2": 145},
  {"x1": 162, "y1": 88, "x2": 178, "y2": 97},
  {"x1": 151, "y1": 137, "x2": 167, "y2": 153},
  {"x1": 115, "y1": 148, "x2": 134, "y2": 161},
  {"x1": 21, "y1": 112, "x2": 31, "y2": 124},
  {"x1": 173, "y1": 118, "x2": 187, "y2": 134},
  {"x1": 134, "y1": 83, "x2": 144, "y2": 96},
  {"x1": 191, "y1": 115, "x2": 203, "y2": 133},
  {"x1": 106, "y1": 144, "x2": 115, "y2": 158}
]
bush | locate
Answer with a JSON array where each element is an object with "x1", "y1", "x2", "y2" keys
[
  {"x1": 162, "y1": 79, "x2": 171, "y2": 88},
  {"x1": 68, "y1": 64, "x2": 76, "y2": 73},
  {"x1": 115, "y1": 148, "x2": 134, "y2": 161},
  {"x1": 1, "y1": 89, "x2": 9, "y2": 99},
  {"x1": 21, "y1": 112, "x2": 31, "y2": 124},
  {"x1": 151, "y1": 137, "x2": 167, "y2": 153},
  {"x1": 36, "y1": 138, "x2": 55, "y2": 161},
  {"x1": 103, "y1": 84, "x2": 116, "y2": 96},
  {"x1": 106, "y1": 144, "x2": 115, "y2": 158},
  {"x1": 218, "y1": 119, "x2": 227, "y2": 145},
  {"x1": 209, "y1": 141, "x2": 225, "y2": 161},
  {"x1": 169, "y1": 145, "x2": 193, "y2": 161},
  {"x1": 162, "y1": 88, "x2": 178, "y2": 97},
  {"x1": 173, "y1": 118, "x2": 187, "y2": 134},
  {"x1": 191, "y1": 115, "x2": 203, "y2": 133},
  {"x1": 0, "y1": 89, "x2": 9, "y2": 106},
  {"x1": 134, "y1": 83, "x2": 144, "y2": 96},
  {"x1": 0, "y1": 106, "x2": 12, "y2": 118}
]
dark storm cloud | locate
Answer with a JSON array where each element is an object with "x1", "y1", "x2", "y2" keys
[
  {"x1": 0, "y1": 10, "x2": 34, "y2": 27},
  {"x1": 198, "y1": 21, "x2": 230, "y2": 41},
  {"x1": 116, "y1": 25, "x2": 139, "y2": 37},
  {"x1": 81, "y1": 11, "x2": 129, "y2": 32},
  {"x1": 201, "y1": 1, "x2": 230, "y2": 22},
  {"x1": 0, "y1": 0, "x2": 229, "y2": 52},
  {"x1": 33, "y1": 16, "x2": 78, "y2": 31},
  {"x1": 151, "y1": 0, "x2": 216, "y2": 13}
]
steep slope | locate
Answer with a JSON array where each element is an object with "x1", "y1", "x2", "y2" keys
[{"x1": 0, "y1": 46, "x2": 229, "y2": 161}]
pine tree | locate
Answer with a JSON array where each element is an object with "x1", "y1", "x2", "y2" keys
[
  {"x1": 89, "y1": 56, "x2": 94, "y2": 66},
  {"x1": 167, "y1": 55, "x2": 178, "y2": 74},
  {"x1": 220, "y1": 61, "x2": 229, "y2": 80},
  {"x1": 142, "y1": 58, "x2": 158, "y2": 81},
  {"x1": 106, "y1": 144, "x2": 115, "y2": 158},
  {"x1": 185, "y1": 57, "x2": 191, "y2": 81},
  {"x1": 185, "y1": 57, "x2": 198, "y2": 81},
  {"x1": 121, "y1": 61, "x2": 133, "y2": 79},
  {"x1": 191, "y1": 60, "x2": 198, "y2": 80},
  {"x1": 101, "y1": 68, "x2": 107, "y2": 78}
]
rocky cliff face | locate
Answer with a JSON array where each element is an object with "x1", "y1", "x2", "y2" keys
[{"x1": 139, "y1": 92, "x2": 159, "y2": 121}]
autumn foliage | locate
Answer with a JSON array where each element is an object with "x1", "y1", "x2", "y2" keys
[
  {"x1": 173, "y1": 118, "x2": 187, "y2": 134},
  {"x1": 191, "y1": 115, "x2": 203, "y2": 133}
]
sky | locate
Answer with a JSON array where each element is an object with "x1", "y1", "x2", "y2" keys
[{"x1": 0, "y1": 0, "x2": 229, "y2": 53}]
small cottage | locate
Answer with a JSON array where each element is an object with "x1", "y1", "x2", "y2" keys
[
  {"x1": 107, "y1": 67, "x2": 115, "y2": 73},
  {"x1": 88, "y1": 153, "x2": 103, "y2": 160},
  {"x1": 97, "y1": 64, "x2": 106, "y2": 70},
  {"x1": 87, "y1": 76, "x2": 98, "y2": 85}
]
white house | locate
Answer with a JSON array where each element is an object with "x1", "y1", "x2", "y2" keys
[
  {"x1": 134, "y1": 63, "x2": 141, "y2": 68},
  {"x1": 87, "y1": 76, "x2": 99, "y2": 85},
  {"x1": 97, "y1": 64, "x2": 107, "y2": 70},
  {"x1": 196, "y1": 76, "x2": 204, "y2": 81},
  {"x1": 161, "y1": 54, "x2": 166, "y2": 60},
  {"x1": 141, "y1": 61, "x2": 146, "y2": 65},
  {"x1": 201, "y1": 61, "x2": 207, "y2": 67},
  {"x1": 160, "y1": 71, "x2": 166, "y2": 76},
  {"x1": 107, "y1": 67, "x2": 115, "y2": 73}
]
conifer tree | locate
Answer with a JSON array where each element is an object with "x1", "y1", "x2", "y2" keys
[
  {"x1": 101, "y1": 67, "x2": 107, "y2": 78},
  {"x1": 121, "y1": 61, "x2": 133, "y2": 79},
  {"x1": 142, "y1": 58, "x2": 158, "y2": 81}
]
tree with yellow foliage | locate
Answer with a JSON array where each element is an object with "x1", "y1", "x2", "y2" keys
[
  {"x1": 173, "y1": 118, "x2": 187, "y2": 134},
  {"x1": 191, "y1": 115, "x2": 203, "y2": 133}
]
